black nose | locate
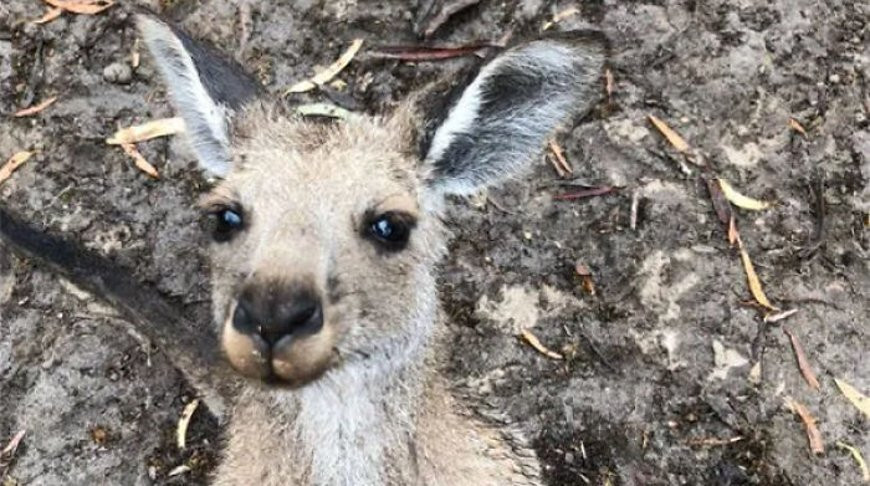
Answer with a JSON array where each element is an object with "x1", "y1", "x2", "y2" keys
[{"x1": 232, "y1": 281, "x2": 324, "y2": 344}]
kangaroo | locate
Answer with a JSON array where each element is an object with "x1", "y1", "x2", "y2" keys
[{"x1": 136, "y1": 12, "x2": 605, "y2": 486}]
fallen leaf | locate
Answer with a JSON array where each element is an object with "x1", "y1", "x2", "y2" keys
[
  {"x1": 296, "y1": 103, "x2": 351, "y2": 119},
  {"x1": 554, "y1": 185, "x2": 619, "y2": 201},
  {"x1": 834, "y1": 379, "x2": 870, "y2": 419},
  {"x1": 784, "y1": 395, "x2": 824, "y2": 455},
  {"x1": 737, "y1": 236, "x2": 778, "y2": 311},
  {"x1": 0, "y1": 151, "x2": 35, "y2": 185},
  {"x1": 520, "y1": 329, "x2": 563, "y2": 360},
  {"x1": 1, "y1": 430, "x2": 25, "y2": 457},
  {"x1": 13, "y1": 96, "x2": 58, "y2": 117},
  {"x1": 32, "y1": 7, "x2": 63, "y2": 24},
  {"x1": 727, "y1": 215, "x2": 739, "y2": 246},
  {"x1": 836, "y1": 441, "x2": 870, "y2": 482},
  {"x1": 43, "y1": 0, "x2": 114, "y2": 15},
  {"x1": 686, "y1": 436, "x2": 744, "y2": 447},
  {"x1": 782, "y1": 326, "x2": 820, "y2": 390},
  {"x1": 547, "y1": 140, "x2": 572, "y2": 176},
  {"x1": 788, "y1": 118, "x2": 808, "y2": 138},
  {"x1": 763, "y1": 308, "x2": 798, "y2": 323},
  {"x1": 648, "y1": 114, "x2": 690, "y2": 153},
  {"x1": 718, "y1": 179, "x2": 770, "y2": 210},
  {"x1": 168, "y1": 464, "x2": 192, "y2": 477},
  {"x1": 285, "y1": 39, "x2": 364, "y2": 94},
  {"x1": 120, "y1": 143, "x2": 159, "y2": 179},
  {"x1": 177, "y1": 399, "x2": 200, "y2": 450},
  {"x1": 542, "y1": 6, "x2": 579, "y2": 30},
  {"x1": 366, "y1": 44, "x2": 493, "y2": 61},
  {"x1": 705, "y1": 177, "x2": 733, "y2": 226},
  {"x1": 106, "y1": 117, "x2": 185, "y2": 145}
]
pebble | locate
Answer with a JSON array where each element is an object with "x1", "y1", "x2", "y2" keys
[{"x1": 103, "y1": 62, "x2": 132, "y2": 84}]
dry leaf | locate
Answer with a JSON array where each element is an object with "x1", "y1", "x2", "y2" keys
[
  {"x1": 296, "y1": 103, "x2": 351, "y2": 119},
  {"x1": 784, "y1": 396, "x2": 824, "y2": 455},
  {"x1": 520, "y1": 329, "x2": 563, "y2": 360},
  {"x1": 0, "y1": 151, "x2": 35, "y2": 185},
  {"x1": 648, "y1": 114, "x2": 690, "y2": 152},
  {"x1": 33, "y1": 7, "x2": 63, "y2": 24},
  {"x1": 176, "y1": 399, "x2": 200, "y2": 450},
  {"x1": 727, "y1": 215, "x2": 739, "y2": 246},
  {"x1": 782, "y1": 326, "x2": 820, "y2": 390},
  {"x1": 120, "y1": 143, "x2": 159, "y2": 179},
  {"x1": 541, "y1": 6, "x2": 579, "y2": 30},
  {"x1": 43, "y1": 0, "x2": 114, "y2": 15},
  {"x1": 834, "y1": 379, "x2": 870, "y2": 419},
  {"x1": 687, "y1": 436, "x2": 744, "y2": 447},
  {"x1": 106, "y1": 117, "x2": 185, "y2": 145},
  {"x1": 789, "y1": 118, "x2": 808, "y2": 138},
  {"x1": 836, "y1": 441, "x2": 870, "y2": 482},
  {"x1": 286, "y1": 39, "x2": 364, "y2": 94},
  {"x1": 763, "y1": 308, "x2": 798, "y2": 323},
  {"x1": 1, "y1": 430, "x2": 25, "y2": 457},
  {"x1": 13, "y1": 96, "x2": 58, "y2": 117},
  {"x1": 547, "y1": 140, "x2": 572, "y2": 176},
  {"x1": 718, "y1": 179, "x2": 770, "y2": 210},
  {"x1": 737, "y1": 236, "x2": 778, "y2": 311}
]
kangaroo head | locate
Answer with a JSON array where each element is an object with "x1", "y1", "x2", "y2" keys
[{"x1": 137, "y1": 14, "x2": 605, "y2": 387}]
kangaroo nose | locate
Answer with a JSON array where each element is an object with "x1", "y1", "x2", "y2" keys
[{"x1": 232, "y1": 281, "x2": 324, "y2": 344}]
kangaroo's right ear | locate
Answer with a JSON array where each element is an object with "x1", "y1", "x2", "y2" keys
[{"x1": 136, "y1": 13, "x2": 262, "y2": 177}]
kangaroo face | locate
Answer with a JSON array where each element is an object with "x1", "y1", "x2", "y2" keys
[
  {"x1": 201, "y1": 110, "x2": 442, "y2": 385},
  {"x1": 138, "y1": 14, "x2": 605, "y2": 387}
]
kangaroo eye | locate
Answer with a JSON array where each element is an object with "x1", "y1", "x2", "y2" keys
[
  {"x1": 365, "y1": 211, "x2": 415, "y2": 251},
  {"x1": 207, "y1": 206, "x2": 245, "y2": 242}
]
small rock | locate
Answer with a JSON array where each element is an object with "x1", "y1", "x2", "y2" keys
[{"x1": 103, "y1": 62, "x2": 132, "y2": 84}]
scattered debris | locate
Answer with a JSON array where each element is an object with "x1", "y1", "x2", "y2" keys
[
  {"x1": 296, "y1": 103, "x2": 352, "y2": 119},
  {"x1": 648, "y1": 114, "x2": 690, "y2": 153},
  {"x1": 547, "y1": 140, "x2": 572, "y2": 177},
  {"x1": 416, "y1": 0, "x2": 481, "y2": 38},
  {"x1": 43, "y1": 0, "x2": 114, "y2": 15},
  {"x1": 0, "y1": 429, "x2": 25, "y2": 482},
  {"x1": 836, "y1": 441, "x2": 870, "y2": 482},
  {"x1": 763, "y1": 308, "x2": 798, "y2": 323},
  {"x1": 541, "y1": 6, "x2": 579, "y2": 31},
  {"x1": 13, "y1": 96, "x2": 57, "y2": 117},
  {"x1": 788, "y1": 118, "x2": 808, "y2": 138},
  {"x1": 784, "y1": 396, "x2": 824, "y2": 455},
  {"x1": 737, "y1": 235, "x2": 778, "y2": 311},
  {"x1": 604, "y1": 68, "x2": 614, "y2": 102},
  {"x1": 718, "y1": 179, "x2": 770, "y2": 210},
  {"x1": 167, "y1": 464, "x2": 192, "y2": 477},
  {"x1": 106, "y1": 117, "x2": 185, "y2": 145},
  {"x1": 834, "y1": 378, "x2": 870, "y2": 419},
  {"x1": 285, "y1": 39, "x2": 364, "y2": 94},
  {"x1": 705, "y1": 178, "x2": 734, "y2": 227},
  {"x1": 575, "y1": 262, "x2": 596, "y2": 296},
  {"x1": 177, "y1": 399, "x2": 200, "y2": 450},
  {"x1": 120, "y1": 143, "x2": 159, "y2": 179},
  {"x1": 366, "y1": 44, "x2": 494, "y2": 61},
  {"x1": 90, "y1": 426, "x2": 109, "y2": 445},
  {"x1": 32, "y1": 7, "x2": 63, "y2": 24},
  {"x1": 554, "y1": 185, "x2": 619, "y2": 201},
  {"x1": 520, "y1": 329, "x2": 563, "y2": 360},
  {"x1": 0, "y1": 151, "x2": 35, "y2": 186},
  {"x1": 629, "y1": 189, "x2": 640, "y2": 230},
  {"x1": 727, "y1": 215, "x2": 739, "y2": 246},
  {"x1": 686, "y1": 436, "x2": 744, "y2": 447},
  {"x1": 782, "y1": 326, "x2": 820, "y2": 390}
]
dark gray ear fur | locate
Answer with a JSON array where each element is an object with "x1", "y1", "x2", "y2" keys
[
  {"x1": 421, "y1": 31, "x2": 607, "y2": 196},
  {"x1": 135, "y1": 12, "x2": 262, "y2": 177}
]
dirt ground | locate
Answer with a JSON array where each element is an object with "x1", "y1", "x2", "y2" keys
[{"x1": 0, "y1": 0, "x2": 867, "y2": 484}]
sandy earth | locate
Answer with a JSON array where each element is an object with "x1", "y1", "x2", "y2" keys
[{"x1": 1, "y1": 0, "x2": 868, "y2": 484}]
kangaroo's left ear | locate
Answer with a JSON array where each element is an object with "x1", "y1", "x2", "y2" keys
[{"x1": 421, "y1": 33, "x2": 606, "y2": 197}]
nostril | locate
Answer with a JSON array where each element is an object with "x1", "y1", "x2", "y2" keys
[
  {"x1": 262, "y1": 298, "x2": 323, "y2": 344},
  {"x1": 232, "y1": 300, "x2": 256, "y2": 334}
]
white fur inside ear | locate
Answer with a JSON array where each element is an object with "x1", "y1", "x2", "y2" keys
[{"x1": 137, "y1": 16, "x2": 231, "y2": 177}]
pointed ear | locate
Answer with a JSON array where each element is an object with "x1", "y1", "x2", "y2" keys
[
  {"x1": 421, "y1": 32, "x2": 606, "y2": 197},
  {"x1": 136, "y1": 13, "x2": 262, "y2": 177}
]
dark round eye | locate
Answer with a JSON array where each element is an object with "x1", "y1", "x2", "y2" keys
[
  {"x1": 207, "y1": 207, "x2": 245, "y2": 242},
  {"x1": 367, "y1": 212, "x2": 414, "y2": 251}
]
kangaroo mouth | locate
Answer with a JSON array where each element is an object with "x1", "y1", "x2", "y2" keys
[{"x1": 221, "y1": 318, "x2": 338, "y2": 387}]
